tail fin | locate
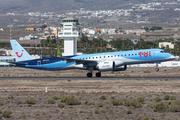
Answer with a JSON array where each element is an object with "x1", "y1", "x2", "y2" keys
[{"x1": 10, "y1": 40, "x2": 33, "y2": 62}]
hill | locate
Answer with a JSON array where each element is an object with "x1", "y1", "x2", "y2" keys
[{"x1": 0, "y1": 0, "x2": 175, "y2": 13}]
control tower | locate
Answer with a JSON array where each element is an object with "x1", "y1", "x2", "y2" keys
[{"x1": 58, "y1": 18, "x2": 82, "y2": 56}]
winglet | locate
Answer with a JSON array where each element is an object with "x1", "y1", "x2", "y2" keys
[{"x1": 10, "y1": 40, "x2": 33, "y2": 62}]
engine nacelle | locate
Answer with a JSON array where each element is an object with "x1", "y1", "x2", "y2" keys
[
  {"x1": 96, "y1": 61, "x2": 115, "y2": 71},
  {"x1": 113, "y1": 65, "x2": 127, "y2": 71}
]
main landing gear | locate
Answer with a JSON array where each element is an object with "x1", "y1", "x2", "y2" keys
[
  {"x1": 155, "y1": 62, "x2": 159, "y2": 72},
  {"x1": 96, "y1": 72, "x2": 101, "y2": 77},
  {"x1": 87, "y1": 72, "x2": 92, "y2": 77},
  {"x1": 87, "y1": 67, "x2": 102, "y2": 77},
  {"x1": 87, "y1": 72, "x2": 102, "y2": 77}
]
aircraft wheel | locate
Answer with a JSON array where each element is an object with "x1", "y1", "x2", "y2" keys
[
  {"x1": 96, "y1": 72, "x2": 101, "y2": 77},
  {"x1": 155, "y1": 68, "x2": 159, "y2": 72},
  {"x1": 87, "y1": 73, "x2": 92, "y2": 77}
]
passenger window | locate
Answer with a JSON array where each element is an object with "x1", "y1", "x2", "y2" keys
[
  {"x1": 104, "y1": 56, "x2": 105, "y2": 58},
  {"x1": 128, "y1": 54, "x2": 130, "y2": 56},
  {"x1": 118, "y1": 55, "x2": 119, "y2": 57},
  {"x1": 96, "y1": 57, "x2": 98, "y2": 58},
  {"x1": 121, "y1": 55, "x2": 123, "y2": 56},
  {"x1": 115, "y1": 55, "x2": 116, "y2": 57},
  {"x1": 125, "y1": 55, "x2": 126, "y2": 56},
  {"x1": 108, "y1": 56, "x2": 109, "y2": 58},
  {"x1": 111, "y1": 56, "x2": 113, "y2": 57},
  {"x1": 132, "y1": 54, "x2": 133, "y2": 56}
]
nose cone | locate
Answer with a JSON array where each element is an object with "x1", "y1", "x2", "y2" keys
[{"x1": 170, "y1": 55, "x2": 175, "y2": 60}]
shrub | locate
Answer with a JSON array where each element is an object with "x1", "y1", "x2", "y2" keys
[
  {"x1": 52, "y1": 96, "x2": 60, "y2": 100},
  {"x1": 124, "y1": 99, "x2": 141, "y2": 108},
  {"x1": 60, "y1": 96, "x2": 68, "y2": 102},
  {"x1": 164, "y1": 95, "x2": 170, "y2": 100},
  {"x1": 126, "y1": 109, "x2": 132, "y2": 114},
  {"x1": 143, "y1": 116, "x2": 149, "y2": 120},
  {"x1": 170, "y1": 95, "x2": 176, "y2": 100},
  {"x1": 168, "y1": 100, "x2": 173, "y2": 105},
  {"x1": 26, "y1": 97, "x2": 36, "y2": 104},
  {"x1": 85, "y1": 116, "x2": 89, "y2": 119},
  {"x1": 155, "y1": 97, "x2": 162, "y2": 102},
  {"x1": 0, "y1": 109, "x2": 2, "y2": 114},
  {"x1": 94, "y1": 109, "x2": 100, "y2": 114},
  {"x1": 110, "y1": 96, "x2": 115, "y2": 100},
  {"x1": 58, "y1": 102, "x2": 65, "y2": 108},
  {"x1": 47, "y1": 98, "x2": 55, "y2": 104},
  {"x1": 151, "y1": 118, "x2": 155, "y2": 120},
  {"x1": 8, "y1": 95, "x2": 13, "y2": 99},
  {"x1": 169, "y1": 100, "x2": 180, "y2": 112},
  {"x1": 100, "y1": 95, "x2": 106, "y2": 100},
  {"x1": 95, "y1": 102, "x2": 103, "y2": 107},
  {"x1": 0, "y1": 101, "x2": 5, "y2": 106},
  {"x1": 110, "y1": 99, "x2": 123, "y2": 106},
  {"x1": 153, "y1": 102, "x2": 168, "y2": 113},
  {"x1": 85, "y1": 101, "x2": 88, "y2": 104},
  {"x1": 65, "y1": 96, "x2": 81, "y2": 105},
  {"x1": 2, "y1": 110, "x2": 12, "y2": 118},
  {"x1": 136, "y1": 97, "x2": 145, "y2": 103}
]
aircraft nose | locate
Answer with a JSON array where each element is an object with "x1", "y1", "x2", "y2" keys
[{"x1": 170, "y1": 55, "x2": 175, "y2": 60}]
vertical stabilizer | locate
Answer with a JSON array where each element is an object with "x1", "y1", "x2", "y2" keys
[{"x1": 10, "y1": 40, "x2": 33, "y2": 62}]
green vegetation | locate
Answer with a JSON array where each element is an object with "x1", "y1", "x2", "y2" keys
[
  {"x1": 2, "y1": 110, "x2": 12, "y2": 118},
  {"x1": 136, "y1": 97, "x2": 145, "y2": 103},
  {"x1": 60, "y1": 95, "x2": 81, "y2": 105},
  {"x1": 99, "y1": 95, "x2": 106, "y2": 100},
  {"x1": 7, "y1": 95, "x2": 13, "y2": 99},
  {"x1": 143, "y1": 70, "x2": 151, "y2": 73},
  {"x1": 153, "y1": 102, "x2": 168, "y2": 113},
  {"x1": 94, "y1": 109, "x2": 100, "y2": 114},
  {"x1": 124, "y1": 99, "x2": 141, "y2": 108},
  {"x1": 170, "y1": 95, "x2": 176, "y2": 100},
  {"x1": 52, "y1": 96, "x2": 61, "y2": 100},
  {"x1": 26, "y1": 97, "x2": 36, "y2": 104},
  {"x1": 143, "y1": 116, "x2": 149, "y2": 120},
  {"x1": 110, "y1": 99, "x2": 123, "y2": 106},
  {"x1": 164, "y1": 95, "x2": 170, "y2": 100},
  {"x1": 0, "y1": 101, "x2": 5, "y2": 106},
  {"x1": 155, "y1": 96, "x2": 162, "y2": 102},
  {"x1": 85, "y1": 116, "x2": 90, "y2": 119},
  {"x1": 150, "y1": 26, "x2": 162, "y2": 31},
  {"x1": 57, "y1": 102, "x2": 65, "y2": 108},
  {"x1": 47, "y1": 98, "x2": 55, "y2": 104},
  {"x1": 0, "y1": 109, "x2": 2, "y2": 114},
  {"x1": 169, "y1": 100, "x2": 180, "y2": 112},
  {"x1": 126, "y1": 109, "x2": 132, "y2": 114}
]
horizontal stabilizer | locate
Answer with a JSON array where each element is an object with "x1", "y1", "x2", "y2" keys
[{"x1": 8, "y1": 62, "x2": 27, "y2": 65}]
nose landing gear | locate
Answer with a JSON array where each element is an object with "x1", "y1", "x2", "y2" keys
[{"x1": 155, "y1": 62, "x2": 159, "y2": 72}]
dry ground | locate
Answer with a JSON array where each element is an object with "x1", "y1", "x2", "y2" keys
[{"x1": 0, "y1": 67, "x2": 180, "y2": 120}]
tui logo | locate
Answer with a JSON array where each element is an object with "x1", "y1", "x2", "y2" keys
[{"x1": 15, "y1": 50, "x2": 24, "y2": 58}]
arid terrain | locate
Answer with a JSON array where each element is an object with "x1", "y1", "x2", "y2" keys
[{"x1": 0, "y1": 67, "x2": 180, "y2": 120}]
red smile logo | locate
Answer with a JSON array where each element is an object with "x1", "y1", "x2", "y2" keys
[{"x1": 15, "y1": 50, "x2": 24, "y2": 58}]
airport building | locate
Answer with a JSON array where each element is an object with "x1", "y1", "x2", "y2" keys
[
  {"x1": 58, "y1": 18, "x2": 82, "y2": 56},
  {"x1": 0, "y1": 56, "x2": 14, "y2": 67}
]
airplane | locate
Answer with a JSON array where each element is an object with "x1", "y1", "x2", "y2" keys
[{"x1": 9, "y1": 40, "x2": 175, "y2": 77}]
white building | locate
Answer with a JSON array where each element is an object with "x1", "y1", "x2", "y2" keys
[
  {"x1": 58, "y1": 18, "x2": 82, "y2": 56},
  {"x1": 159, "y1": 42, "x2": 175, "y2": 49}
]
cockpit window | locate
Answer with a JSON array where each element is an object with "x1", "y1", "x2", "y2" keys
[{"x1": 160, "y1": 51, "x2": 167, "y2": 53}]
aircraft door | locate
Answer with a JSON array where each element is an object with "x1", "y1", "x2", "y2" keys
[
  {"x1": 152, "y1": 51, "x2": 156, "y2": 58},
  {"x1": 37, "y1": 60, "x2": 41, "y2": 67}
]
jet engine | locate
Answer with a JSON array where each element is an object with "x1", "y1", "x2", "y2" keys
[{"x1": 96, "y1": 61, "x2": 127, "y2": 71}]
